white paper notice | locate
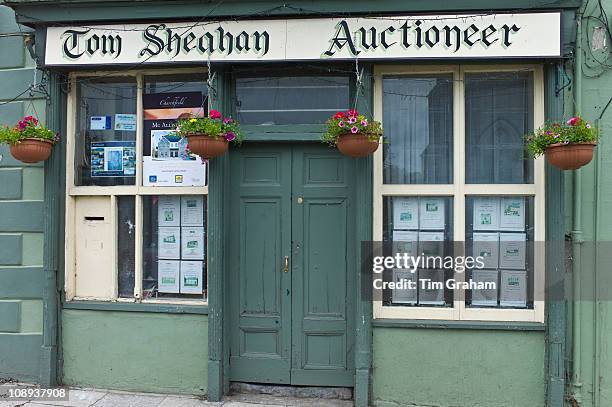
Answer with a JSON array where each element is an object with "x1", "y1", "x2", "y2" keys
[
  {"x1": 473, "y1": 197, "x2": 500, "y2": 230},
  {"x1": 419, "y1": 198, "x2": 445, "y2": 230},
  {"x1": 470, "y1": 269, "x2": 499, "y2": 307},
  {"x1": 181, "y1": 195, "x2": 204, "y2": 226},
  {"x1": 500, "y1": 270, "x2": 527, "y2": 307},
  {"x1": 392, "y1": 197, "x2": 419, "y2": 229},
  {"x1": 499, "y1": 197, "x2": 525, "y2": 231},
  {"x1": 90, "y1": 115, "x2": 111, "y2": 130},
  {"x1": 499, "y1": 233, "x2": 527, "y2": 269},
  {"x1": 418, "y1": 269, "x2": 445, "y2": 305},
  {"x1": 418, "y1": 231, "x2": 445, "y2": 257},
  {"x1": 158, "y1": 227, "x2": 181, "y2": 259},
  {"x1": 114, "y1": 113, "x2": 137, "y2": 131},
  {"x1": 472, "y1": 232, "x2": 499, "y2": 269},
  {"x1": 157, "y1": 196, "x2": 181, "y2": 227},
  {"x1": 157, "y1": 260, "x2": 180, "y2": 293},
  {"x1": 391, "y1": 269, "x2": 417, "y2": 304},
  {"x1": 181, "y1": 227, "x2": 205, "y2": 260},
  {"x1": 180, "y1": 261, "x2": 203, "y2": 294},
  {"x1": 392, "y1": 230, "x2": 418, "y2": 256},
  {"x1": 143, "y1": 157, "x2": 207, "y2": 187}
]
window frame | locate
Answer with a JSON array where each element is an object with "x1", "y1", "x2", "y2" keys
[
  {"x1": 373, "y1": 64, "x2": 545, "y2": 323},
  {"x1": 64, "y1": 68, "x2": 209, "y2": 306}
]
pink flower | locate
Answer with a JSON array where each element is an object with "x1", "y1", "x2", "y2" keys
[
  {"x1": 361, "y1": 119, "x2": 368, "y2": 126},
  {"x1": 351, "y1": 126, "x2": 358, "y2": 134},
  {"x1": 223, "y1": 117, "x2": 234, "y2": 124},
  {"x1": 338, "y1": 121, "x2": 345, "y2": 128},
  {"x1": 348, "y1": 116, "x2": 357, "y2": 124},
  {"x1": 224, "y1": 131, "x2": 236, "y2": 142},
  {"x1": 567, "y1": 117, "x2": 579, "y2": 126},
  {"x1": 586, "y1": 124, "x2": 592, "y2": 129},
  {"x1": 209, "y1": 109, "x2": 222, "y2": 120},
  {"x1": 347, "y1": 109, "x2": 359, "y2": 117}
]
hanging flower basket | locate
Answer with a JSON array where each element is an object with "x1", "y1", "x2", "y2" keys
[
  {"x1": 10, "y1": 138, "x2": 54, "y2": 163},
  {"x1": 0, "y1": 116, "x2": 59, "y2": 164},
  {"x1": 545, "y1": 142, "x2": 597, "y2": 170},
  {"x1": 526, "y1": 116, "x2": 598, "y2": 171},
  {"x1": 174, "y1": 109, "x2": 243, "y2": 160},
  {"x1": 186, "y1": 134, "x2": 228, "y2": 159},
  {"x1": 337, "y1": 133, "x2": 379, "y2": 157},
  {"x1": 322, "y1": 109, "x2": 383, "y2": 157}
]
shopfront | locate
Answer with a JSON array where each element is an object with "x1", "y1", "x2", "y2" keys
[{"x1": 8, "y1": 2, "x2": 576, "y2": 405}]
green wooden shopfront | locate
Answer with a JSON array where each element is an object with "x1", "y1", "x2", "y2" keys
[{"x1": 1, "y1": 1, "x2": 588, "y2": 406}]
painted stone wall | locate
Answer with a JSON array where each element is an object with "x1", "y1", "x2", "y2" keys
[
  {"x1": 372, "y1": 328, "x2": 545, "y2": 407},
  {"x1": 0, "y1": 5, "x2": 46, "y2": 383},
  {"x1": 61, "y1": 310, "x2": 209, "y2": 395}
]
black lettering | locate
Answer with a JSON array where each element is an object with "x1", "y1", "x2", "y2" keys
[
  {"x1": 501, "y1": 24, "x2": 520, "y2": 47},
  {"x1": 358, "y1": 27, "x2": 378, "y2": 50},
  {"x1": 165, "y1": 28, "x2": 182, "y2": 57},
  {"x1": 100, "y1": 34, "x2": 121, "y2": 57},
  {"x1": 481, "y1": 24, "x2": 498, "y2": 46},
  {"x1": 399, "y1": 21, "x2": 410, "y2": 49},
  {"x1": 415, "y1": 20, "x2": 424, "y2": 48},
  {"x1": 324, "y1": 20, "x2": 360, "y2": 56},
  {"x1": 198, "y1": 32, "x2": 215, "y2": 54},
  {"x1": 463, "y1": 24, "x2": 480, "y2": 47},
  {"x1": 216, "y1": 27, "x2": 234, "y2": 55},
  {"x1": 139, "y1": 24, "x2": 165, "y2": 57},
  {"x1": 62, "y1": 29, "x2": 89, "y2": 59},
  {"x1": 86, "y1": 34, "x2": 99, "y2": 55},
  {"x1": 183, "y1": 32, "x2": 197, "y2": 52},
  {"x1": 425, "y1": 26, "x2": 440, "y2": 48},
  {"x1": 235, "y1": 31, "x2": 250, "y2": 52},
  {"x1": 380, "y1": 26, "x2": 396, "y2": 48},
  {"x1": 443, "y1": 26, "x2": 461, "y2": 52},
  {"x1": 253, "y1": 31, "x2": 270, "y2": 55}
]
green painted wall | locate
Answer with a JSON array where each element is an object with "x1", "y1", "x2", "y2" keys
[
  {"x1": 566, "y1": 1, "x2": 612, "y2": 406},
  {"x1": 61, "y1": 310, "x2": 208, "y2": 395},
  {"x1": 0, "y1": 5, "x2": 46, "y2": 383},
  {"x1": 372, "y1": 327, "x2": 545, "y2": 407}
]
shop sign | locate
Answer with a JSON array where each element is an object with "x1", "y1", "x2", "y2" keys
[{"x1": 45, "y1": 12, "x2": 561, "y2": 66}]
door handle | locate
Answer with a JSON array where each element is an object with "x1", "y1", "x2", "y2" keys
[{"x1": 283, "y1": 256, "x2": 289, "y2": 273}]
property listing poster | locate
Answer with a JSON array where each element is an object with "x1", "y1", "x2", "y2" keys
[
  {"x1": 143, "y1": 92, "x2": 208, "y2": 186},
  {"x1": 91, "y1": 141, "x2": 136, "y2": 177}
]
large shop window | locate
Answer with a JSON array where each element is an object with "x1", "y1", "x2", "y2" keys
[
  {"x1": 373, "y1": 65, "x2": 545, "y2": 322},
  {"x1": 66, "y1": 70, "x2": 209, "y2": 304}
]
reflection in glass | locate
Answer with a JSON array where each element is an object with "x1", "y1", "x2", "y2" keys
[
  {"x1": 383, "y1": 75, "x2": 453, "y2": 184},
  {"x1": 117, "y1": 196, "x2": 135, "y2": 298},
  {"x1": 236, "y1": 76, "x2": 349, "y2": 125},
  {"x1": 465, "y1": 72, "x2": 534, "y2": 184},
  {"x1": 75, "y1": 79, "x2": 137, "y2": 186}
]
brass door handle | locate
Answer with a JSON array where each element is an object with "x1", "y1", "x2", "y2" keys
[{"x1": 283, "y1": 256, "x2": 289, "y2": 273}]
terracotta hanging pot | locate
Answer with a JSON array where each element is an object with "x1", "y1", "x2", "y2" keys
[
  {"x1": 336, "y1": 133, "x2": 379, "y2": 157},
  {"x1": 10, "y1": 138, "x2": 54, "y2": 163},
  {"x1": 545, "y1": 142, "x2": 596, "y2": 170},
  {"x1": 186, "y1": 134, "x2": 228, "y2": 159}
]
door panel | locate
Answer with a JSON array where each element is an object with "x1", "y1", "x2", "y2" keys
[
  {"x1": 291, "y1": 146, "x2": 355, "y2": 386},
  {"x1": 229, "y1": 147, "x2": 292, "y2": 384},
  {"x1": 229, "y1": 144, "x2": 355, "y2": 387}
]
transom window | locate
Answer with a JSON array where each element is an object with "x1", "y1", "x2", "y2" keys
[{"x1": 373, "y1": 65, "x2": 545, "y2": 322}]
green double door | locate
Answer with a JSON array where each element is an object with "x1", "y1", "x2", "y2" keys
[{"x1": 229, "y1": 143, "x2": 356, "y2": 387}]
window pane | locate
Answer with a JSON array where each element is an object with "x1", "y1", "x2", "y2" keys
[
  {"x1": 143, "y1": 195, "x2": 207, "y2": 300},
  {"x1": 382, "y1": 196, "x2": 454, "y2": 307},
  {"x1": 117, "y1": 196, "x2": 135, "y2": 298},
  {"x1": 383, "y1": 75, "x2": 453, "y2": 184},
  {"x1": 465, "y1": 196, "x2": 535, "y2": 309},
  {"x1": 236, "y1": 76, "x2": 349, "y2": 125},
  {"x1": 142, "y1": 75, "x2": 208, "y2": 187},
  {"x1": 465, "y1": 72, "x2": 534, "y2": 184},
  {"x1": 75, "y1": 79, "x2": 137, "y2": 186}
]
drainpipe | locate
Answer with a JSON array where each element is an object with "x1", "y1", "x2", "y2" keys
[{"x1": 570, "y1": 9, "x2": 584, "y2": 405}]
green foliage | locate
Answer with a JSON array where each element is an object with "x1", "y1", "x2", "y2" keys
[
  {"x1": 0, "y1": 116, "x2": 58, "y2": 145},
  {"x1": 321, "y1": 109, "x2": 383, "y2": 146},
  {"x1": 526, "y1": 116, "x2": 598, "y2": 157},
  {"x1": 174, "y1": 109, "x2": 243, "y2": 144}
]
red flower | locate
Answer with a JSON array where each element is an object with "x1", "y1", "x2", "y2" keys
[
  {"x1": 347, "y1": 109, "x2": 359, "y2": 117},
  {"x1": 334, "y1": 112, "x2": 346, "y2": 119},
  {"x1": 567, "y1": 117, "x2": 580, "y2": 126},
  {"x1": 209, "y1": 109, "x2": 222, "y2": 119}
]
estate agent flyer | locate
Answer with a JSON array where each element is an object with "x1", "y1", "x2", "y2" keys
[
  {"x1": 391, "y1": 269, "x2": 417, "y2": 304},
  {"x1": 392, "y1": 197, "x2": 419, "y2": 229},
  {"x1": 158, "y1": 227, "x2": 181, "y2": 259},
  {"x1": 180, "y1": 261, "x2": 204, "y2": 294},
  {"x1": 499, "y1": 197, "x2": 525, "y2": 231},
  {"x1": 181, "y1": 227, "x2": 205, "y2": 260},
  {"x1": 473, "y1": 197, "x2": 500, "y2": 230},
  {"x1": 157, "y1": 260, "x2": 180, "y2": 293},
  {"x1": 472, "y1": 232, "x2": 500, "y2": 269},
  {"x1": 392, "y1": 230, "x2": 418, "y2": 256},
  {"x1": 471, "y1": 269, "x2": 499, "y2": 307},
  {"x1": 499, "y1": 233, "x2": 527, "y2": 269},
  {"x1": 500, "y1": 270, "x2": 527, "y2": 307},
  {"x1": 419, "y1": 198, "x2": 445, "y2": 230},
  {"x1": 157, "y1": 196, "x2": 181, "y2": 227}
]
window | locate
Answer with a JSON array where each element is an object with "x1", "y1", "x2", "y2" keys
[
  {"x1": 65, "y1": 69, "x2": 209, "y2": 304},
  {"x1": 373, "y1": 65, "x2": 544, "y2": 322}
]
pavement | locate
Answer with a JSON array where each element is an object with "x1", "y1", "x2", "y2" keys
[{"x1": 0, "y1": 387, "x2": 354, "y2": 407}]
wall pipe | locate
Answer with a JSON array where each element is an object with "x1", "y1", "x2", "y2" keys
[{"x1": 570, "y1": 7, "x2": 584, "y2": 405}]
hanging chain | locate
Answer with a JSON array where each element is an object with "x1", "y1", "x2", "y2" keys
[{"x1": 353, "y1": 58, "x2": 363, "y2": 112}]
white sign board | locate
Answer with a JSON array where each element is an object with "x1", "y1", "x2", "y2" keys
[{"x1": 45, "y1": 12, "x2": 561, "y2": 66}]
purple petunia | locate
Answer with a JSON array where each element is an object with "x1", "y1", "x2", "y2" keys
[
  {"x1": 348, "y1": 116, "x2": 357, "y2": 124},
  {"x1": 361, "y1": 119, "x2": 368, "y2": 126},
  {"x1": 225, "y1": 131, "x2": 236, "y2": 142},
  {"x1": 338, "y1": 121, "x2": 345, "y2": 128},
  {"x1": 223, "y1": 118, "x2": 234, "y2": 124},
  {"x1": 351, "y1": 126, "x2": 358, "y2": 134}
]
